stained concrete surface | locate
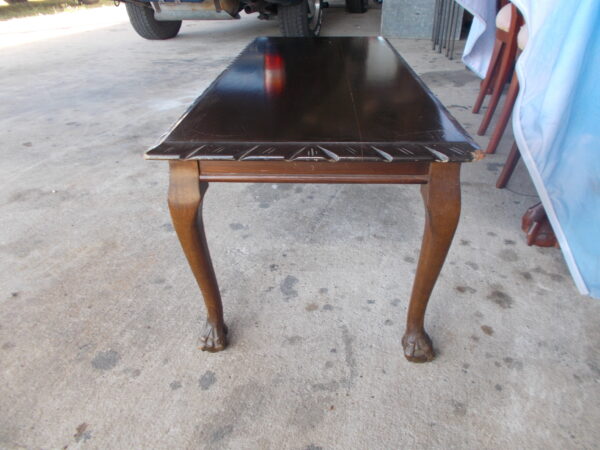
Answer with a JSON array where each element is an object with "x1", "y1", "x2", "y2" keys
[
  {"x1": 1, "y1": 4, "x2": 600, "y2": 450},
  {"x1": 381, "y1": 0, "x2": 435, "y2": 38}
]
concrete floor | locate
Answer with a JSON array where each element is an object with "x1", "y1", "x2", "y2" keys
[{"x1": 1, "y1": 4, "x2": 599, "y2": 450}]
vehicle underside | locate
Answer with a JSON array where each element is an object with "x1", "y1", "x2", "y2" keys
[{"x1": 121, "y1": 0, "x2": 368, "y2": 39}]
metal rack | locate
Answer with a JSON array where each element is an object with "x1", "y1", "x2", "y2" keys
[{"x1": 432, "y1": 0, "x2": 464, "y2": 60}]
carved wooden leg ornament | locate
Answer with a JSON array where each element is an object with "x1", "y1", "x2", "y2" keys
[
  {"x1": 168, "y1": 160, "x2": 228, "y2": 352},
  {"x1": 403, "y1": 163, "x2": 461, "y2": 362},
  {"x1": 521, "y1": 202, "x2": 558, "y2": 248}
]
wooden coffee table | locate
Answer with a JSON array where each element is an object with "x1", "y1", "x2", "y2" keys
[{"x1": 146, "y1": 37, "x2": 480, "y2": 362}]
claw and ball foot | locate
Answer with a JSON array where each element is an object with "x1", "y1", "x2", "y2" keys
[
  {"x1": 200, "y1": 321, "x2": 228, "y2": 352},
  {"x1": 402, "y1": 329, "x2": 435, "y2": 363}
]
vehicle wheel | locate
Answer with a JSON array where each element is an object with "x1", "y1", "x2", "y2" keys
[
  {"x1": 345, "y1": 0, "x2": 367, "y2": 14},
  {"x1": 125, "y1": 2, "x2": 182, "y2": 40},
  {"x1": 279, "y1": 0, "x2": 323, "y2": 37}
]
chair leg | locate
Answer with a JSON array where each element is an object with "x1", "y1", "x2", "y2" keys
[
  {"x1": 496, "y1": 141, "x2": 521, "y2": 189},
  {"x1": 473, "y1": 39, "x2": 503, "y2": 114},
  {"x1": 477, "y1": 41, "x2": 517, "y2": 135},
  {"x1": 486, "y1": 74, "x2": 520, "y2": 154}
]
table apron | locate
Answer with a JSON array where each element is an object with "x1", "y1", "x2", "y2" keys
[{"x1": 197, "y1": 160, "x2": 430, "y2": 184}]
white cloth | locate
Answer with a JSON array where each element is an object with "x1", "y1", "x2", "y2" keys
[
  {"x1": 512, "y1": 0, "x2": 600, "y2": 297},
  {"x1": 455, "y1": 0, "x2": 497, "y2": 78}
]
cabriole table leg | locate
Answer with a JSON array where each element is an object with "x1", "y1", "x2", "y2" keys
[
  {"x1": 168, "y1": 160, "x2": 228, "y2": 352},
  {"x1": 403, "y1": 163, "x2": 461, "y2": 362}
]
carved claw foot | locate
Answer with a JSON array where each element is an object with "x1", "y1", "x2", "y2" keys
[
  {"x1": 402, "y1": 329, "x2": 435, "y2": 363},
  {"x1": 521, "y1": 202, "x2": 558, "y2": 248},
  {"x1": 199, "y1": 321, "x2": 228, "y2": 352}
]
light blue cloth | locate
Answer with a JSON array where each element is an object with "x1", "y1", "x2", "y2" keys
[
  {"x1": 456, "y1": 0, "x2": 496, "y2": 78},
  {"x1": 512, "y1": 0, "x2": 600, "y2": 297}
]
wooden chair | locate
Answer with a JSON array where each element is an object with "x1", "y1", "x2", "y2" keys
[
  {"x1": 495, "y1": 25, "x2": 528, "y2": 187},
  {"x1": 495, "y1": 141, "x2": 520, "y2": 188},
  {"x1": 487, "y1": 24, "x2": 528, "y2": 155},
  {"x1": 472, "y1": 4, "x2": 523, "y2": 136}
]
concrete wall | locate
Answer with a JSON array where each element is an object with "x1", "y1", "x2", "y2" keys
[{"x1": 381, "y1": 0, "x2": 436, "y2": 38}]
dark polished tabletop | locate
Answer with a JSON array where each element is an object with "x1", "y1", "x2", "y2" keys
[{"x1": 146, "y1": 36, "x2": 479, "y2": 163}]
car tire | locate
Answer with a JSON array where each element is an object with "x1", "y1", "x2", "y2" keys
[
  {"x1": 279, "y1": 0, "x2": 323, "y2": 37},
  {"x1": 125, "y1": 2, "x2": 182, "y2": 40},
  {"x1": 345, "y1": 0, "x2": 367, "y2": 13}
]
